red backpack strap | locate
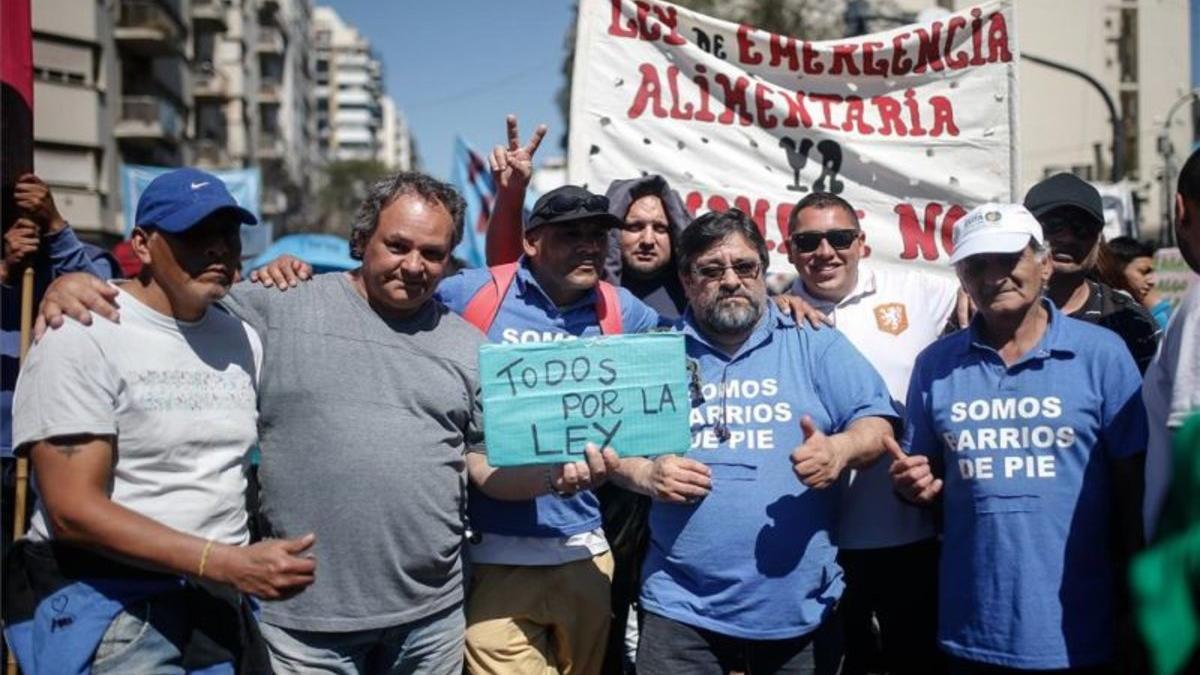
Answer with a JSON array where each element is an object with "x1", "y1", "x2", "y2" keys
[
  {"x1": 462, "y1": 263, "x2": 519, "y2": 334},
  {"x1": 595, "y1": 281, "x2": 624, "y2": 335}
]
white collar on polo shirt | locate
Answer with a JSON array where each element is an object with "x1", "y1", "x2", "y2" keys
[{"x1": 790, "y1": 263, "x2": 878, "y2": 313}]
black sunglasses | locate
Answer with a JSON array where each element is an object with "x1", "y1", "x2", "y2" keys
[
  {"x1": 1038, "y1": 213, "x2": 1098, "y2": 238},
  {"x1": 790, "y1": 229, "x2": 860, "y2": 253},
  {"x1": 539, "y1": 193, "x2": 609, "y2": 218}
]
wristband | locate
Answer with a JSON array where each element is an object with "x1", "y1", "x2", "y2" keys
[{"x1": 197, "y1": 539, "x2": 215, "y2": 578}]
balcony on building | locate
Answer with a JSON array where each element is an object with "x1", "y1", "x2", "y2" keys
[
  {"x1": 257, "y1": 26, "x2": 286, "y2": 54},
  {"x1": 193, "y1": 138, "x2": 230, "y2": 169},
  {"x1": 191, "y1": 0, "x2": 228, "y2": 32},
  {"x1": 262, "y1": 187, "x2": 287, "y2": 216},
  {"x1": 193, "y1": 62, "x2": 230, "y2": 100},
  {"x1": 259, "y1": 77, "x2": 282, "y2": 103},
  {"x1": 115, "y1": 0, "x2": 184, "y2": 57},
  {"x1": 115, "y1": 94, "x2": 184, "y2": 145},
  {"x1": 258, "y1": 132, "x2": 285, "y2": 161}
]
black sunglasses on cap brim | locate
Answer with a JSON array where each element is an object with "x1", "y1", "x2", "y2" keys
[{"x1": 537, "y1": 193, "x2": 610, "y2": 218}]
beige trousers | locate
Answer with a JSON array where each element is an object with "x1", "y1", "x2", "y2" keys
[{"x1": 465, "y1": 551, "x2": 615, "y2": 675}]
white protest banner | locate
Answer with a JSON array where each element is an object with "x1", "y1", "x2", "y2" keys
[{"x1": 568, "y1": 0, "x2": 1019, "y2": 274}]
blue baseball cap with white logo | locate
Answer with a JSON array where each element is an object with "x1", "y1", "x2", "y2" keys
[{"x1": 134, "y1": 168, "x2": 258, "y2": 234}]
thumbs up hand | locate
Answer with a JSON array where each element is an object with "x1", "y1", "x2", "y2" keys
[
  {"x1": 887, "y1": 436, "x2": 943, "y2": 505},
  {"x1": 790, "y1": 416, "x2": 847, "y2": 489}
]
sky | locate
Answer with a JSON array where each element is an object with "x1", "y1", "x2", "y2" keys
[{"x1": 322, "y1": 1, "x2": 577, "y2": 180}]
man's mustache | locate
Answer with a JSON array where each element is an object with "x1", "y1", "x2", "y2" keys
[{"x1": 716, "y1": 289, "x2": 754, "y2": 301}]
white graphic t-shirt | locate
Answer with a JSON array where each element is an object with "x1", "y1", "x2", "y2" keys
[{"x1": 13, "y1": 284, "x2": 262, "y2": 545}]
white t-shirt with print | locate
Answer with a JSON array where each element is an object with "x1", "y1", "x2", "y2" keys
[
  {"x1": 1142, "y1": 284, "x2": 1200, "y2": 538},
  {"x1": 792, "y1": 263, "x2": 958, "y2": 549},
  {"x1": 12, "y1": 284, "x2": 263, "y2": 545}
]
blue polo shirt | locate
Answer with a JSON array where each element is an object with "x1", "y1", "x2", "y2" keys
[
  {"x1": 436, "y1": 257, "x2": 662, "y2": 537},
  {"x1": 639, "y1": 303, "x2": 896, "y2": 640},
  {"x1": 904, "y1": 299, "x2": 1147, "y2": 669}
]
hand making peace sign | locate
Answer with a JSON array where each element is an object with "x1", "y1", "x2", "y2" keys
[{"x1": 489, "y1": 114, "x2": 547, "y2": 193}]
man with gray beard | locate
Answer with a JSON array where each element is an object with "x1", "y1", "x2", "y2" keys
[{"x1": 612, "y1": 209, "x2": 897, "y2": 674}]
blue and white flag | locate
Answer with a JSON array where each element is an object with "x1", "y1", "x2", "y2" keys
[{"x1": 448, "y1": 136, "x2": 497, "y2": 269}]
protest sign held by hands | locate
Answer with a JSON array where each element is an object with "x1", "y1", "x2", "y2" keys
[{"x1": 479, "y1": 333, "x2": 691, "y2": 466}]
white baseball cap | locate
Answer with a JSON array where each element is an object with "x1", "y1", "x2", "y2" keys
[{"x1": 949, "y1": 203, "x2": 1045, "y2": 265}]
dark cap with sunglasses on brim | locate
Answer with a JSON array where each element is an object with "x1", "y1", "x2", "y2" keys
[
  {"x1": 1022, "y1": 173, "x2": 1104, "y2": 231},
  {"x1": 526, "y1": 185, "x2": 623, "y2": 232}
]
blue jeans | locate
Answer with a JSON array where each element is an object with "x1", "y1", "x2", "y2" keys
[
  {"x1": 91, "y1": 592, "x2": 211, "y2": 675},
  {"x1": 259, "y1": 603, "x2": 465, "y2": 675}
]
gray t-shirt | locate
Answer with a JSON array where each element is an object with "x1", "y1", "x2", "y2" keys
[{"x1": 222, "y1": 273, "x2": 485, "y2": 632}]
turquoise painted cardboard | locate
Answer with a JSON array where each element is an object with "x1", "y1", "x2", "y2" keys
[{"x1": 479, "y1": 333, "x2": 691, "y2": 467}]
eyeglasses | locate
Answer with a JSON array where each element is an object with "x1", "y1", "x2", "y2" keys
[
  {"x1": 1038, "y1": 213, "x2": 1097, "y2": 239},
  {"x1": 539, "y1": 193, "x2": 609, "y2": 218},
  {"x1": 790, "y1": 229, "x2": 860, "y2": 253},
  {"x1": 692, "y1": 260, "x2": 762, "y2": 281}
]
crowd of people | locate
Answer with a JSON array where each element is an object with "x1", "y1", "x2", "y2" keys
[{"x1": 0, "y1": 112, "x2": 1198, "y2": 675}]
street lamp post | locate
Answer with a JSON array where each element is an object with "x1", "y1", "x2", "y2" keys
[
  {"x1": 1021, "y1": 53, "x2": 1124, "y2": 184},
  {"x1": 841, "y1": 8, "x2": 1126, "y2": 184}
]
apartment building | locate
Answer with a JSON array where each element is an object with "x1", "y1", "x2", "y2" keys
[
  {"x1": 30, "y1": 0, "x2": 316, "y2": 241},
  {"x1": 379, "y1": 95, "x2": 416, "y2": 171},
  {"x1": 255, "y1": 0, "x2": 316, "y2": 232},
  {"x1": 313, "y1": 6, "x2": 385, "y2": 163},
  {"x1": 31, "y1": 0, "x2": 191, "y2": 241},
  {"x1": 191, "y1": 0, "x2": 254, "y2": 172},
  {"x1": 893, "y1": 0, "x2": 1193, "y2": 239}
]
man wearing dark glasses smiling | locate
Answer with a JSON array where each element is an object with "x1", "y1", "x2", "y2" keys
[
  {"x1": 783, "y1": 192, "x2": 960, "y2": 675},
  {"x1": 1024, "y1": 173, "x2": 1160, "y2": 374}
]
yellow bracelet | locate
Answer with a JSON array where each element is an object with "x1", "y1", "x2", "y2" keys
[{"x1": 197, "y1": 539, "x2": 215, "y2": 578}]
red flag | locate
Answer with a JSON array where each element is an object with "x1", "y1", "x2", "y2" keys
[{"x1": 1, "y1": 0, "x2": 34, "y2": 233}]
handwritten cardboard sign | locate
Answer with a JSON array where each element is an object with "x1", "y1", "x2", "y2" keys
[{"x1": 479, "y1": 333, "x2": 691, "y2": 467}]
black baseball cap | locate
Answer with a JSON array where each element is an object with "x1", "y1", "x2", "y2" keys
[
  {"x1": 1023, "y1": 173, "x2": 1104, "y2": 230},
  {"x1": 526, "y1": 185, "x2": 623, "y2": 232}
]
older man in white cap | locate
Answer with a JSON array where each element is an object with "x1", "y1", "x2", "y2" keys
[{"x1": 890, "y1": 203, "x2": 1147, "y2": 673}]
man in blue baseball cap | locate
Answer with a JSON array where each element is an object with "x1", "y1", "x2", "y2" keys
[
  {"x1": 4, "y1": 168, "x2": 317, "y2": 673},
  {"x1": 34, "y1": 170, "x2": 608, "y2": 674},
  {"x1": 125, "y1": 167, "x2": 259, "y2": 311}
]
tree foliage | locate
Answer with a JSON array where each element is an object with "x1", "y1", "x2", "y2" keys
[{"x1": 313, "y1": 159, "x2": 391, "y2": 236}]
